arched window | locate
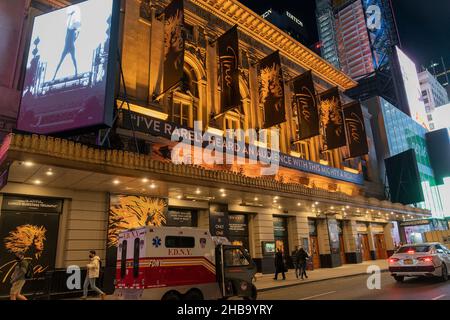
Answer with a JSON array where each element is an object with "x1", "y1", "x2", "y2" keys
[{"x1": 170, "y1": 63, "x2": 199, "y2": 127}]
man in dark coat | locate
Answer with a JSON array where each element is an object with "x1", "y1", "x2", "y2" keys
[
  {"x1": 273, "y1": 249, "x2": 286, "y2": 280},
  {"x1": 296, "y1": 247, "x2": 309, "y2": 280},
  {"x1": 292, "y1": 246, "x2": 300, "y2": 278}
]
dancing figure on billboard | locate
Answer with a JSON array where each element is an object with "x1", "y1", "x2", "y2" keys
[{"x1": 53, "y1": 5, "x2": 81, "y2": 80}]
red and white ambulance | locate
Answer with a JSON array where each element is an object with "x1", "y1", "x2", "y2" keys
[{"x1": 113, "y1": 226, "x2": 257, "y2": 300}]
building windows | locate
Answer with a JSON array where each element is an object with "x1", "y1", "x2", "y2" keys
[
  {"x1": 170, "y1": 66, "x2": 199, "y2": 127},
  {"x1": 171, "y1": 100, "x2": 190, "y2": 127},
  {"x1": 319, "y1": 150, "x2": 334, "y2": 167},
  {"x1": 224, "y1": 112, "x2": 244, "y2": 132},
  {"x1": 291, "y1": 141, "x2": 310, "y2": 160}
]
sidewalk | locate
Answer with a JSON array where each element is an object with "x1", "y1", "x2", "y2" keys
[{"x1": 255, "y1": 259, "x2": 388, "y2": 292}]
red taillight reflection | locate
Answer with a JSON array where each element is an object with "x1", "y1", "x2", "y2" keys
[
  {"x1": 417, "y1": 256, "x2": 433, "y2": 262},
  {"x1": 407, "y1": 250, "x2": 415, "y2": 254}
]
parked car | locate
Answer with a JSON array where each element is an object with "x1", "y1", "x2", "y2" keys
[{"x1": 388, "y1": 242, "x2": 450, "y2": 282}]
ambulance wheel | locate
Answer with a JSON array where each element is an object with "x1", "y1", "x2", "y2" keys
[
  {"x1": 184, "y1": 289, "x2": 204, "y2": 300},
  {"x1": 243, "y1": 284, "x2": 257, "y2": 300},
  {"x1": 162, "y1": 291, "x2": 181, "y2": 301}
]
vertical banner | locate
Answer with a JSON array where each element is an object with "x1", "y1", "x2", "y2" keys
[
  {"x1": 343, "y1": 101, "x2": 369, "y2": 159},
  {"x1": 318, "y1": 87, "x2": 346, "y2": 151},
  {"x1": 218, "y1": 25, "x2": 241, "y2": 114},
  {"x1": 209, "y1": 204, "x2": 229, "y2": 239},
  {"x1": 292, "y1": 70, "x2": 319, "y2": 140},
  {"x1": 0, "y1": 196, "x2": 62, "y2": 296},
  {"x1": 163, "y1": 0, "x2": 185, "y2": 92},
  {"x1": 259, "y1": 51, "x2": 286, "y2": 128}
]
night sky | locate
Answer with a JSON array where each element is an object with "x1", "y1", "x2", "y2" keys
[
  {"x1": 391, "y1": 0, "x2": 450, "y2": 69},
  {"x1": 239, "y1": 0, "x2": 450, "y2": 71}
]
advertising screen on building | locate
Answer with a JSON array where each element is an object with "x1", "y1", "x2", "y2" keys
[
  {"x1": 17, "y1": 0, "x2": 119, "y2": 135},
  {"x1": 426, "y1": 128, "x2": 450, "y2": 185},
  {"x1": 0, "y1": 196, "x2": 62, "y2": 296},
  {"x1": 385, "y1": 148, "x2": 424, "y2": 205},
  {"x1": 395, "y1": 46, "x2": 428, "y2": 130}
]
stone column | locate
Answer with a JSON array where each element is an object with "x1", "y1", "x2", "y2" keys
[
  {"x1": 250, "y1": 210, "x2": 275, "y2": 274},
  {"x1": 248, "y1": 63, "x2": 261, "y2": 129},
  {"x1": 148, "y1": 7, "x2": 164, "y2": 103},
  {"x1": 367, "y1": 224, "x2": 377, "y2": 260},
  {"x1": 205, "y1": 37, "x2": 218, "y2": 120},
  {"x1": 343, "y1": 219, "x2": 362, "y2": 263},
  {"x1": 316, "y1": 218, "x2": 332, "y2": 267},
  {"x1": 384, "y1": 222, "x2": 395, "y2": 256},
  {"x1": 198, "y1": 79, "x2": 207, "y2": 129},
  {"x1": 288, "y1": 214, "x2": 310, "y2": 252},
  {"x1": 197, "y1": 210, "x2": 209, "y2": 229},
  {"x1": 122, "y1": 0, "x2": 152, "y2": 100}
]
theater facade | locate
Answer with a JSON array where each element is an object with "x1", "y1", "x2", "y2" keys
[{"x1": 0, "y1": 0, "x2": 430, "y2": 296}]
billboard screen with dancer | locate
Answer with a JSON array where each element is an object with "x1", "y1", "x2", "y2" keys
[{"x1": 17, "y1": 0, "x2": 119, "y2": 135}]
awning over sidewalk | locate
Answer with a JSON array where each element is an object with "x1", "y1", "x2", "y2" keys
[{"x1": 0, "y1": 133, "x2": 431, "y2": 217}]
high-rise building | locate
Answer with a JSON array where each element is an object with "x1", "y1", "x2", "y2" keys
[
  {"x1": 315, "y1": 0, "x2": 340, "y2": 68},
  {"x1": 364, "y1": 96, "x2": 445, "y2": 218},
  {"x1": 334, "y1": 0, "x2": 374, "y2": 79},
  {"x1": 419, "y1": 70, "x2": 449, "y2": 130},
  {"x1": 316, "y1": 0, "x2": 400, "y2": 80},
  {"x1": 428, "y1": 103, "x2": 450, "y2": 133}
]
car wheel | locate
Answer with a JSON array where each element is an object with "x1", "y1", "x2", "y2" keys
[
  {"x1": 440, "y1": 263, "x2": 448, "y2": 282},
  {"x1": 243, "y1": 284, "x2": 257, "y2": 301},
  {"x1": 161, "y1": 291, "x2": 181, "y2": 301},
  {"x1": 393, "y1": 275, "x2": 404, "y2": 282},
  {"x1": 184, "y1": 289, "x2": 204, "y2": 300}
]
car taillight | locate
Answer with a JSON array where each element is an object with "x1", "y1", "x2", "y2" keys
[
  {"x1": 417, "y1": 256, "x2": 433, "y2": 262},
  {"x1": 389, "y1": 258, "x2": 399, "y2": 263},
  {"x1": 407, "y1": 250, "x2": 415, "y2": 254}
]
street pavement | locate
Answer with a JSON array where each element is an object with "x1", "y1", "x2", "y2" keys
[
  {"x1": 258, "y1": 272, "x2": 450, "y2": 300},
  {"x1": 254, "y1": 259, "x2": 388, "y2": 291}
]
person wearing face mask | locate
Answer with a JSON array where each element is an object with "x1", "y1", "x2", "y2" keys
[{"x1": 81, "y1": 250, "x2": 106, "y2": 300}]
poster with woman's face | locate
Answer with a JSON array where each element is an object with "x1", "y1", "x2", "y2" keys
[{"x1": 0, "y1": 211, "x2": 60, "y2": 296}]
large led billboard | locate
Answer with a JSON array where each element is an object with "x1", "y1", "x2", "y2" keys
[
  {"x1": 17, "y1": 0, "x2": 119, "y2": 135},
  {"x1": 395, "y1": 46, "x2": 429, "y2": 130}
]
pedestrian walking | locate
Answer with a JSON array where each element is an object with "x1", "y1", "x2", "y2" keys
[
  {"x1": 81, "y1": 250, "x2": 106, "y2": 300},
  {"x1": 296, "y1": 247, "x2": 309, "y2": 280},
  {"x1": 292, "y1": 246, "x2": 301, "y2": 278},
  {"x1": 273, "y1": 249, "x2": 286, "y2": 280},
  {"x1": 10, "y1": 253, "x2": 30, "y2": 300}
]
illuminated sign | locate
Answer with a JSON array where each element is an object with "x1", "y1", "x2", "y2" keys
[
  {"x1": 17, "y1": 0, "x2": 119, "y2": 134},
  {"x1": 262, "y1": 9, "x2": 272, "y2": 19},
  {"x1": 286, "y1": 11, "x2": 303, "y2": 27},
  {"x1": 120, "y1": 110, "x2": 364, "y2": 184},
  {"x1": 396, "y1": 46, "x2": 429, "y2": 130}
]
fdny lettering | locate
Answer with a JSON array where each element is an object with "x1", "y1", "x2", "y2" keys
[
  {"x1": 123, "y1": 230, "x2": 140, "y2": 239},
  {"x1": 168, "y1": 248, "x2": 192, "y2": 256}
]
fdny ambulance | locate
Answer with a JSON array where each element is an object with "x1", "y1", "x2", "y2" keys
[{"x1": 113, "y1": 226, "x2": 257, "y2": 300}]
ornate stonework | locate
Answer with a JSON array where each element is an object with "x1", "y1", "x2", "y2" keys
[{"x1": 4, "y1": 133, "x2": 430, "y2": 216}]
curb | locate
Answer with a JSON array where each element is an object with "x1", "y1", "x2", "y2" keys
[{"x1": 257, "y1": 269, "x2": 389, "y2": 292}]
